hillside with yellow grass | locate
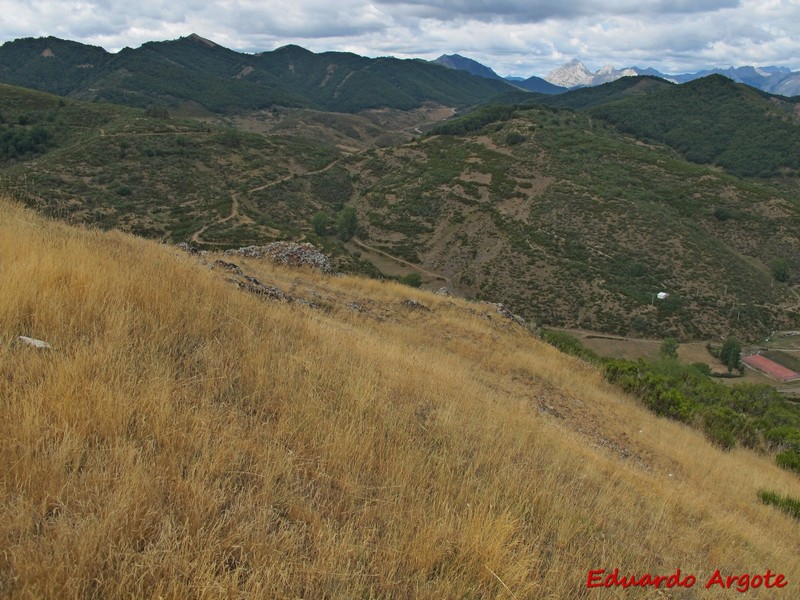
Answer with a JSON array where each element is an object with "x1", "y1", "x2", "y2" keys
[{"x1": 1, "y1": 196, "x2": 799, "y2": 598}]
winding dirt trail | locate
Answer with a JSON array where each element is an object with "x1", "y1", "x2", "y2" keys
[
  {"x1": 189, "y1": 159, "x2": 343, "y2": 245},
  {"x1": 190, "y1": 194, "x2": 241, "y2": 244},
  {"x1": 187, "y1": 104, "x2": 458, "y2": 246}
]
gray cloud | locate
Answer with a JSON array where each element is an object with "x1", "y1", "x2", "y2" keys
[{"x1": 373, "y1": 0, "x2": 741, "y2": 23}]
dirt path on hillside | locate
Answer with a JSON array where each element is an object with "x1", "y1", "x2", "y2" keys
[
  {"x1": 788, "y1": 285, "x2": 800, "y2": 311},
  {"x1": 188, "y1": 104, "x2": 457, "y2": 246},
  {"x1": 351, "y1": 238, "x2": 450, "y2": 285},
  {"x1": 190, "y1": 193, "x2": 241, "y2": 244},
  {"x1": 189, "y1": 159, "x2": 342, "y2": 245},
  {"x1": 247, "y1": 158, "x2": 342, "y2": 194}
]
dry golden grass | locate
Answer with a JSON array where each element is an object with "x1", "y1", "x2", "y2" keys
[{"x1": 1, "y1": 196, "x2": 799, "y2": 598}]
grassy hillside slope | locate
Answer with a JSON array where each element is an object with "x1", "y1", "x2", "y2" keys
[{"x1": 1, "y1": 198, "x2": 799, "y2": 597}]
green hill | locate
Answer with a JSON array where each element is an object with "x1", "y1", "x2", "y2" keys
[
  {"x1": 0, "y1": 34, "x2": 517, "y2": 114},
  {"x1": 524, "y1": 75, "x2": 800, "y2": 178},
  {"x1": 585, "y1": 75, "x2": 800, "y2": 177},
  {"x1": 0, "y1": 84, "x2": 338, "y2": 243}
]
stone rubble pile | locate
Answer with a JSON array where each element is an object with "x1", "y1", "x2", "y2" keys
[
  {"x1": 481, "y1": 302, "x2": 526, "y2": 326},
  {"x1": 235, "y1": 275, "x2": 286, "y2": 301},
  {"x1": 401, "y1": 298, "x2": 431, "y2": 312},
  {"x1": 214, "y1": 260, "x2": 244, "y2": 276},
  {"x1": 224, "y1": 242, "x2": 332, "y2": 272},
  {"x1": 175, "y1": 242, "x2": 206, "y2": 255}
]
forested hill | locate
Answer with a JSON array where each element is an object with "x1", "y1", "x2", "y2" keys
[
  {"x1": 523, "y1": 74, "x2": 800, "y2": 178},
  {"x1": 0, "y1": 34, "x2": 517, "y2": 114}
]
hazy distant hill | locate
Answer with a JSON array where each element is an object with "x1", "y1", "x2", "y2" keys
[
  {"x1": 0, "y1": 34, "x2": 518, "y2": 114},
  {"x1": 528, "y1": 75, "x2": 674, "y2": 110},
  {"x1": 433, "y1": 54, "x2": 503, "y2": 80}
]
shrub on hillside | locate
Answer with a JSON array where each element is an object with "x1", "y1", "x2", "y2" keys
[
  {"x1": 758, "y1": 490, "x2": 800, "y2": 520},
  {"x1": 776, "y1": 449, "x2": 800, "y2": 474},
  {"x1": 400, "y1": 272, "x2": 422, "y2": 288}
]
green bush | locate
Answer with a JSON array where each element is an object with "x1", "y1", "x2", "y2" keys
[
  {"x1": 400, "y1": 272, "x2": 422, "y2": 288},
  {"x1": 769, "y1": 258, "x2": 789, "y2": 283},
  {"x1": 758, "y1": 490, "x2": 800, "y2": 520},
  {"x1": 660, "y1": 338, "x2": 679, "y2": 359},
  {"x1": 541, "y1": 330, "x2": 598, "y2": 362},
  {"x1": 505, "y1": 131, "x2": 526, "y2": 145},
  {"x1": 690, "y1": 362, "x2": 711, "y2": 376},
  {"x1": 776, "y1": 449, "x2": 800, "y2": 474}
]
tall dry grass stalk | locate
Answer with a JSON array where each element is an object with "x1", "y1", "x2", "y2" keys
[{"x1": 1, "y1": 197, "x2": 798, "y2": 598}]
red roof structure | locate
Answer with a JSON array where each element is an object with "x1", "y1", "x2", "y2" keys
[{"x1": 741, "y1": 354, "x2": 800, "y2": 382}]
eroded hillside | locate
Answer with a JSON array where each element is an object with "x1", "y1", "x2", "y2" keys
[
  {"x1": 1, "y1": 198, "x2": 798, "y2": 598},
  {"x1": 350, "y1": 106, "x2": 800, "y2": 339}
]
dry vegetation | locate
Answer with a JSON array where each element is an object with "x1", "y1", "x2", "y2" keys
[{"x1": 1, "y1": 197, "x2": 799, "y2": 598}]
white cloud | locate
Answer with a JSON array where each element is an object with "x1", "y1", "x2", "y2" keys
[{"x1": 0, "y1": 0, "x2": 797, "y2": 76}]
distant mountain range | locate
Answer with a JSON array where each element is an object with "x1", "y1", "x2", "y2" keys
[
  {"x1": 2, "y1": 33, "x2": 797, "y2": 117},
  {"x1": 433, "y1": 54, "x2": 800, "y2": 97},
  {"x1": 545, "y1": 59, "x2": 800, "y2": 96}
]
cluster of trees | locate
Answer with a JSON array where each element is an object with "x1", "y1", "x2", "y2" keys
[
  {"x1": 312, "y1": 207, "x2": 357, "y2": 241},
  {"x1": 706, "y1": 337, "x2": 743, "y2": 374},
  {"x1": 0, "y1": 123, "x2": 52, "y2": 160}
]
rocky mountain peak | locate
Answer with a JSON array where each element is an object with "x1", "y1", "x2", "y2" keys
[{"x1": 545, "y1": 59, "x2": 594, "y2": 87}]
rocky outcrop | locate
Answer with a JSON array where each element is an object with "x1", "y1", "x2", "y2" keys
[
  {"x1": 485, "y1": 302, "x2": 525, "y2": 326},
  {"x1": 224, "y1": 242, "x2": 332, "y2": 272}
]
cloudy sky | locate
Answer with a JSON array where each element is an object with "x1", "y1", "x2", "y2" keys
[{"x1": 1, "y1": 0, "x2": 798, "y2": 77}]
